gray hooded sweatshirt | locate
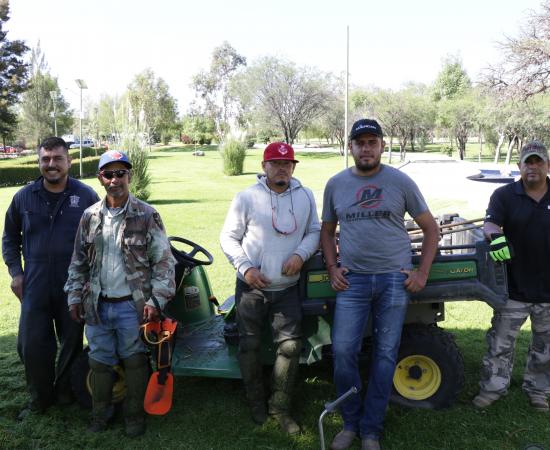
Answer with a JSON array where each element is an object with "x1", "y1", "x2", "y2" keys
[{"x1": 220, "y1": 174, "x2": 321, "y2": 291}]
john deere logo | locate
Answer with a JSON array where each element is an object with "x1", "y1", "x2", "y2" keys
[{"x1": 351, "y1": 184, "x2": 383, "y2": 209}]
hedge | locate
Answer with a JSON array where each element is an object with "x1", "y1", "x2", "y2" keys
[{"x1": 0, "y1": 156, "x2": 101, "y2": 187}]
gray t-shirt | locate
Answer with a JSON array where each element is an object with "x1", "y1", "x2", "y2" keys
[{"x1": 322, "y1": 165, "x2": 428, "y2": 273}]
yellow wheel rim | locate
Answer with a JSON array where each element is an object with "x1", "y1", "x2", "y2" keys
[
  {"x1": 393, "y1": 355, "x2": 441, "y2": 400},
  {"x1": 86, "y1": 365, "x2": 127, "y2": 404}
]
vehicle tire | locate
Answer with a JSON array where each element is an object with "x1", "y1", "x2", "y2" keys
[
  {"x1": 71, "y1": 347, "x2": 128, "y2": 409},
  {"x1": 391, "y1": 324, "x2": 464, "y2": 409}
]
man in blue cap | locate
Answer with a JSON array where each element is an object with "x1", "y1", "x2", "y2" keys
[
  {"x1": 2, "y1": 137, "x2": 99, "y2": 419},
  {"x1": 65, "y1": 150, "x2": 175, "y2": 437}
]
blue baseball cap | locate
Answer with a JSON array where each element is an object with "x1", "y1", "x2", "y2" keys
[{"x1": 98, "y1": 150, "x2": 132, "y2": 170}]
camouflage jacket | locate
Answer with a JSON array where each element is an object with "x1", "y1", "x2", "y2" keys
[{"x1": 64, "y1": 194, "x2": 175, "y2": 325}]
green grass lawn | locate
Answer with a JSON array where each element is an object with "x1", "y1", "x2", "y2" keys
[{"x1": 0, "y1": 145, "x2": 547, "y2": 449}]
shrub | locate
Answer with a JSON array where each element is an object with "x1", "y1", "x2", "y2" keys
[
  {"x1": 69, "y1": 146, "x2": 104, "y2": 159},
  {"x1": 442, "y1": 145, "x2": 453, "y2": 157},
  {"x1": 220, "y1": 139, "x2": 246, "y2": 176},
  {"x1": 0, "y1": 157, "x2": 100, "y2": 187},
  {"x1": 245, "y1": 133, "x2": 256, "y2": 148},
  {"x1": 180, "y1": 134, "x2": 193, "y2": 145},
  {"x1": 121, "y1": 133, "x2": 151, "y2": 201}
]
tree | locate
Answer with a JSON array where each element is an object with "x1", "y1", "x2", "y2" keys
[
  {"x1": 192, "y1": 42, "x2": 246, "y2": 141},
  {"x1": 438, "y1": 93, "x2": 479, "y2": 160},
  {"x1": 484, "y1": 1, "x2": 550, "y2": 98},
  {"x1": 0, "y1": 0, "x2": 29, "y2": 147},
  {"x1": 233, "y1": 57, "x2": 330, "y2": 145},
  {"x1": 181, "y1": 113, "x2": 216, "y2": 145},
  {"x1": 17, "y1": 43, "x2": 73, "y2": 147},
  {"x1": 126, "y1": 68, "x2": 179, "y2": 148},
  {"x1": 93, "y1": 94, "x2": 128, "y2": 146},
  {"x1": 432, "y1": 55, "x2": 471, "y2": 101}
]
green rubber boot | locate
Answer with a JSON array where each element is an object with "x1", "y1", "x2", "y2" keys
[
  {"x1": 238, "y1": 343, "x2": 267, "y2": 424},
  {"x1": 268, "y1": 339, "x2": 302, "y2": 435},
  {"x1": 122, "y1": 353, "x2": 149, "y2": 438},
  {"x1": 88, "y1": 358, "x2": 114, "y2": 433}
]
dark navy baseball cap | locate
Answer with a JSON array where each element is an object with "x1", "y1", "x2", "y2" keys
[
  {"x1": 98, "y1": 150, "x2": 132, "y2": 170},
  {"x1": 349, "y1": 119, "x2": 384, "y2": 140}
]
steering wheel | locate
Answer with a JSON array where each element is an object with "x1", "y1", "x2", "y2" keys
[{"x1": 169, "y1": 236, "x2": 214, "y2": 266}]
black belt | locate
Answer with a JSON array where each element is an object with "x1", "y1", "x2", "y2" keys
[{"x1": 99, "y1": 294, "x2": 133, "y2": 303}]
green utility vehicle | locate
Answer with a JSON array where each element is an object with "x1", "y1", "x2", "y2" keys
[
  {"x1": 71, "y1": 216, "x2": 506, "y2": 410},
  {"x1": 157, "y1": 215, "x2": 507, "y2": 410}
]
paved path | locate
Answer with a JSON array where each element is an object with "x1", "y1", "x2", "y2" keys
[{"x1": 393, "y1": 154, "x2": 512, "y2": 217}]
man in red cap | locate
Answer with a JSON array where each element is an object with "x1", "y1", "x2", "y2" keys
[{"x1": 220, "y1": 142, "x2": 320, "y2": 434}]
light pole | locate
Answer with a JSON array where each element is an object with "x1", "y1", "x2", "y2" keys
[
  {"x1": 49, "y1": 91, "x2": 58, "y2": 136},
  {"x1": 75, "y1": 79, "x2": 88, "y2": 178}
]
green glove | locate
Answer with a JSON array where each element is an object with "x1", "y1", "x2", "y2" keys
[{"x1": 489, "y1": 233, "x2": 513, "y2": 262}]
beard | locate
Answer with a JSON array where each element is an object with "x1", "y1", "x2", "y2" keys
[
  {"x1": 43, "y1": 169, "x2": 62, "y2": 184},
  {"x1": 275, "y1": 180, "x2": 287, "y2": 186},
  {"x1": 355, "y1": 157, "x2": 381, "y2": 172}
]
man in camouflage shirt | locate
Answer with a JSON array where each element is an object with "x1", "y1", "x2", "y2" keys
[{"x1": 64, "y1": 150, "x2": 175, "y2": 436}]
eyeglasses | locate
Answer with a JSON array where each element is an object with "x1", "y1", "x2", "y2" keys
[
  {"x1": 270, "y1": 189, "x2": 298, "y2": 235},
  {"x1": 99, "y1": 169, "x2": 130, "y2": 180}
]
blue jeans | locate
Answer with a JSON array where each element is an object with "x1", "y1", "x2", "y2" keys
[
  {"x1": 332, "y1": 272, "x2": 409, "y2": 439},
  {"x1": 86, "y1": 301, "x2": 145, "y2": 366}
]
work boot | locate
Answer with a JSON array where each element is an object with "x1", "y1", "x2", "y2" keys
[
  {"x1": 250, "y1": 402, "x2": 268, "y2": 425},
  {"x1": 122, "y1": 354, "x2": 149, "y2": 438},
  {"x1": 16, "y1": 399, "x2": 49, "y2": 421},
  {"x1": 56, "y1": 388, "x2": 75, "y2": 406},
  {"x1": 268, "y1": 339, "x2": 302, "y2": 435},
  {"x1": 472, "y1": 390, "x2": 500, "y2": 408},
  {"x1": 269, "y1": 412, "x2": 300, "y2": 435},
  {"x1": 238, "y1": 345, "x2": 267, "y2": 424},
  {"x1": 330, "y1": 430, "x2": 357, "y2": 450},
  {"x1": 362, "y1": 438, "x2": 381, "y2": 450},
  {"x1": 88, "y1": 358, "x2": 115, "y2": 432},
  {"x1": 529, "y1": 396, "x2": 549, "y2": 412}
]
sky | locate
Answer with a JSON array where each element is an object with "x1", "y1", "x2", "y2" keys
[{"x1": 6, "y1": 0, "x2": 544, "y2": 114}]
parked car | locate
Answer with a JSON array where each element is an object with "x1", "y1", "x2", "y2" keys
[{"x1": 70, "y1": 139, "x2": 94, "y2": 148}]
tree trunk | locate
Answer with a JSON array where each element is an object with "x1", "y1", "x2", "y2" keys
[
  {"x1": 399, "y1": 137, "x2": 408, "y2": 161},
  {"x1": 504, "y1": 135, "x2": 517, "y2": 165},
  {"x1": 388, "y1": 136, "x2": 393, "y2": 164},
  {"x1": 410, "y1": 130, "x2": 415, "y2": 152},
  {"x1": 493, "y1": 132, "x2": 505, "y2": 163},
  {"x1": 459, "y1": 139, "x2": 466, "y2": 160},
  {"x1": 478, "y1": 127, "x2": 483, "y2": 163}
]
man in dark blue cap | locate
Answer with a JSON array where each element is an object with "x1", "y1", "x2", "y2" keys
[
  {"x1": 65, "y1": 149, "x2": 175, "y2": 437},
  {"x1": 321, "y1": 119, "x2": 439, "y2": 450},
  {"x1": 2, "y1": 137, "x2": 99, "y2": 420}
]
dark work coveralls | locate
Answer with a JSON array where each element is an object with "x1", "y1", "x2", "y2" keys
[{"x1": 2, "y1": 177, "x2": 99, "y2": 408}]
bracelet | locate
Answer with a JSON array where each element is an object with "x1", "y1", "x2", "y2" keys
[{"x1": 327, "y1": 263, "x2": 337, "y2": 269}]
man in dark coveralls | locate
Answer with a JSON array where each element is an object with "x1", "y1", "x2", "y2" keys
[{"x1": 2, "y1": 137, "x2": 99, "y2": 419}]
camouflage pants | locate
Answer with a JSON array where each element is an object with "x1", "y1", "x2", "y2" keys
[{"x1": 479, "y1": 299, "x2": 550, "y2": 399}]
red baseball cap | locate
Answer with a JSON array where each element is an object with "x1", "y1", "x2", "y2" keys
[{"x1": 263, "y1": 142, "x2": 299, "y2": 163}]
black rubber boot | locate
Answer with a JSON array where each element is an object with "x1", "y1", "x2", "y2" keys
[
  {"x1": 88, "y1": 358, "x2": 114, "y2": 432},
  {"x1": 122, "y1": 353, "x2": 149, "y2": 438}
]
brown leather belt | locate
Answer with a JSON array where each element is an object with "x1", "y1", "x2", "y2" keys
[{"x1": 99, "y1": 294, "x2": 133, "y2": 303}]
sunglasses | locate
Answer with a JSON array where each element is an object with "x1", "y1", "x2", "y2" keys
[
  {"x1": 100, "y1": 169, "x2": 130, "y2": 180},
  {"x1": 270, "y1": 190, "x2": 298, "y2": 235}
]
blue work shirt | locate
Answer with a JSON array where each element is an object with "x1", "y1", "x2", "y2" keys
[{"x1": 2, "y1": 176, "x2": 99, "y2": 279}]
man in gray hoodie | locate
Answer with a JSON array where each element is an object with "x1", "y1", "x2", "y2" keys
[{"x1": 220, "y1": 142, "x2": 320, "y2": 434}]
